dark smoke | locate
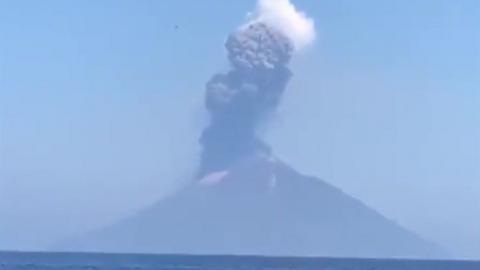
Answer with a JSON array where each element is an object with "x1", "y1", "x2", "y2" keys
[{"x1": 199, "y1": 23, "x2": 294, "y2": 177}]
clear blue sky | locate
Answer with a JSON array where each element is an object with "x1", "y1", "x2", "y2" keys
[{"x1": 1, "y1": 0, "x2": 479, "y2": 259}]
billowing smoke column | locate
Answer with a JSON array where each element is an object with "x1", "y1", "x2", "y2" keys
[
  {"x1": 199, "y1": 23, "x2": 293, "y2": 176},
  {"x1": 199, "y1": 0, "x2": 315, "y2": 177}
]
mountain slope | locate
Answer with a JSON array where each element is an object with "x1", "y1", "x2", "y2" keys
[{"x1": 62, "y1": 155, "x2": 447, "y2": 258}]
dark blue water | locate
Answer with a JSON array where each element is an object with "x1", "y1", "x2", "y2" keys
[{"x1": 1, "y1": 252, "x2": 478, "y2": 270}]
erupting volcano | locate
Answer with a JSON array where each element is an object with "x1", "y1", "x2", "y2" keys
[{"x1": 61, "y1": 0, "x2": 446, "y2": 258}]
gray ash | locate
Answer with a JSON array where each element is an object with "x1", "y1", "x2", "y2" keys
[{"x1": 199, "y1": 23, "x2": 294, "y2": 177}]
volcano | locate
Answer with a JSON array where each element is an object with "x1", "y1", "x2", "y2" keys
[
  {"x1": 62, "y1": 153, "x2": 446, "y2": 258},
  {"x1": 60, "y1": 3, "x2": 446, "y2": 258}
]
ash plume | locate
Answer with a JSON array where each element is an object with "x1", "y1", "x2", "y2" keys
[
  {"x1": 199, "y1": 0, "x2": 315, "y2": 177},
  {"x1": 248, "y1": 0, "x2": 316, "y2": 51}
]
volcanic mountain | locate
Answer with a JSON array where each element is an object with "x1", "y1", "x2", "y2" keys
[
  {"x1": 60, "y1": 4, "x2": 446, "y2": 258},
  {"x1": 63, "y1": 152, "x2": 446, "y2": 258}
]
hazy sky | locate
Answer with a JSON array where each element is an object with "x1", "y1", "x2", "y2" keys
[{"x1": 1, "y1": 0, "x2": 479, "y2": 259}]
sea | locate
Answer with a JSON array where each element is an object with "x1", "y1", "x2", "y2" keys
[{"x1": 0, "y1": 252, "x2": 479, "y2": 270}]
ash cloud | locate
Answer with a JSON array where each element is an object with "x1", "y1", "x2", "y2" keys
[
  {"x1": 247, "y1": 0, "x2": 316, "y2": 51},
  {"x1": 198, "y1": 0, "x2": 315, "y2": 177}
]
